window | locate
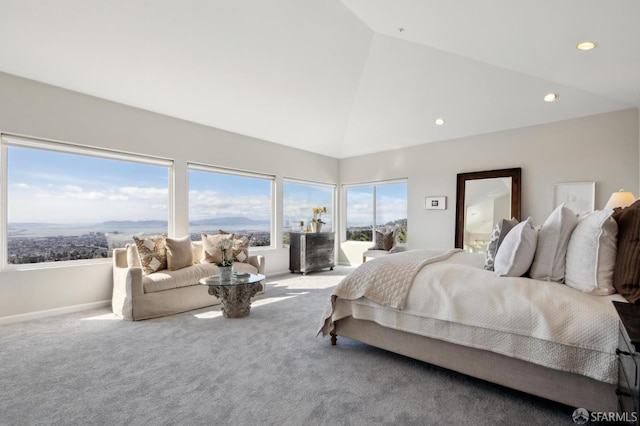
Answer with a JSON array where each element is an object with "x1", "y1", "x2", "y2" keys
[
  {"x1": 188, "y1": 165, "x2": 273, "y2": 247},
  {"x1": 282, "y1": 179, "x2": 334, "y2": 245},
  {"x1": 2, "y1": 134, "x2": 172, "y2": 265},
  {"x1": 345, "y1": 181, "x2": 407, "y2": 242}
]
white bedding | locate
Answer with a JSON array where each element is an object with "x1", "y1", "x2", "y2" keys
[{"x1": 329, "y1": 251, "x2": 626, "y2": 384}]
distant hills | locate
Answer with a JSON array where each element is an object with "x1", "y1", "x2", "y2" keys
[
  {"x1": 189, "y1": 217, "x2": 270, "y2": 226},
  {"x1": 9, "y1": 217, "x2": 270, "y2": 228}
]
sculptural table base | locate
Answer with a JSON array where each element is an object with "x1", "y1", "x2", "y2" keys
[{"x1": 208, "y1": 282, "x2": 262, "y2": 318}]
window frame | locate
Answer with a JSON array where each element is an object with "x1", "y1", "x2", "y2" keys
[
  {"x1": 1, "y1": 133, "x2": 174, "y2": 270},
  {"x1": 282, "y1": 177, "x2": 336, "y2": 246},
  {"x1": 187, "y1": 162, "x2": 276, "y2": 251},
  {"x1": 342, "y1": 178, "x2": 408, "y2": 245}
]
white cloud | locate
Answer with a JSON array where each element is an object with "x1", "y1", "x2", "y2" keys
[
  {"x1": 188, "y1": 189, "x2": 270, "y2": 221},
  {"x1": 120, "y1": 186, "x2": 168, "y2": 199},
  {"x1": 10, "y1": 183, "x2": 33, "y2": 190},
  {"x1": 9, "y1": 184, "x2": 169, "y2": 223}
]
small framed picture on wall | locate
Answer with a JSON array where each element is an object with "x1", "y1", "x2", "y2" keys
[{"x1": 425, "y1": 196, "x2": 446, "y2": 210}]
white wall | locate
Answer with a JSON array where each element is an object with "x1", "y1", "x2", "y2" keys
[
  {"x1": 1, "y1": 70, "x2": 638, "y2": 320},
  {"x1": 339, "y1": 108, "x2": 639, "y2": 264},
  {"x1": 0, "y1": 72, "x2": 339, "y2": 319}
]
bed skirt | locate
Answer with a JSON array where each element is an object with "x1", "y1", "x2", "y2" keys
[{"x1": 332, "y1": 316, "x2": 617, "y2": 413}]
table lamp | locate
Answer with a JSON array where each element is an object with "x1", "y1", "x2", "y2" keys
[{"x1": 604, "y1": 189, "x2": 636, "y2": 209}]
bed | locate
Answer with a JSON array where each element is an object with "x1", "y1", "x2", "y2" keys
[{"x1": 319, "y1": 249, "x2": 626, "y2": 412}]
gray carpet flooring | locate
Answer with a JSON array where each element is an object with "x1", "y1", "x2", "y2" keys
[{"x1": 0, "y1": 267, "x2": 579, "y2": 425}]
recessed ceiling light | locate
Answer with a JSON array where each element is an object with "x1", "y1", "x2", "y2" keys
[
  {"x1": 576, "y1": 41, "x2": 597, "y2": 51},
  {"x1": 544, "y1": 93, "x2": 559, "y2": 102},
  {"x1": 434, "y1": 118, "x2": 445, "y2": 125}
]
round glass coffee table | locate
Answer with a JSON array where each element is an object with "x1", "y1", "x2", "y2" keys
[{"x1": 199, "y1": 273, "x2": 266, "y2": 318}]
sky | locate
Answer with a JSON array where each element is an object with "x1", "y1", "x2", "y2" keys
[
  {"x1": 346, "y1": 184, "x2": 407, "y2": 227},
  {"x1": 7, "y1": 146, "x2": 169, "y2": 223},
  {"x1": 7, "y1": 145, "x2": 407, "y2": 227},
  {"x1": 282, "y1": 181, "x2": 333, "y2": 229}
]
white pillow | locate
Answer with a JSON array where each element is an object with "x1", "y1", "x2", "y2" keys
[
  {"x1": 529, "y1": 204, "x2": 578, "y2": 282},
  {"x1": 565, "y1": 210, "x2": 618, "y2": 295},
  {"x1": 484, "y1": 218, "x2": 519, "y2": 271},
  {"x1": 494, "y1": 217, "x2": 538, "y2": 277}
]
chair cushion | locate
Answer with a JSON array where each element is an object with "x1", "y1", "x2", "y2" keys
[
  {"x1": 363, "y1": 249, "x2": 394, "y2": 259},
  {"x1": 143, "y1": 263, "x2": 218, "y2": 293},
  {"x1": 232, "y1": 262, "x2": 259, "y2": 275},
  {"x1": 143, "y1": 262, "x2": 260, "y2": 293}
]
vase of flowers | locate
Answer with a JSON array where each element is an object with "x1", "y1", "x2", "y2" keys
[
  {"x1": 216, "y1": 238, "x2": 234, "y2": 282},
  {"x1": 311, "y1": 206, "x2": 326, "y2": 233}
]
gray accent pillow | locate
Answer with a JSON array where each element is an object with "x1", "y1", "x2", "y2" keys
[
  {"x1": 373, "y1": 229, "x2": 396, "y2": 251},
  {"x1": 484, "y1": 218, "x2": 519, "y2": 271},
  {"x1": 529, "y1": 204, "x2": 578, "y2": 282},
  {"x1": 165, "y1": 235, "x2": 194, "y2": 271}
]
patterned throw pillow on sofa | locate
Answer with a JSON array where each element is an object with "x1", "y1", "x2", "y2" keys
[
  {"x1": 201, "y1": 233, "x2": 234, "y2": 264},
  {"x1": 219, "y1": 230, "x2": 252, "y2": 263},
  {"x1": 132, "y1": 235, "x2": 167, "y2": 275}
]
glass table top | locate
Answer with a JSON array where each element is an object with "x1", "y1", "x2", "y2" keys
[{"x1": 199, "y1": 273, "x2": 265, "y2": 287}]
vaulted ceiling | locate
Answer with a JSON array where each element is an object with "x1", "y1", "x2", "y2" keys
[{"x1": 1, "y1": 0, "x2": 638, "y2": 158}]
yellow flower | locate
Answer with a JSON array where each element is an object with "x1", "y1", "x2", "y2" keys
[{"x1": 311, "y1": 206, "x2": 327, "y2": 224}]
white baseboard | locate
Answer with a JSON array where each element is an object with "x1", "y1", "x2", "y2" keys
[{"x1": 0, "y1": 300, "x2": 111, "y2": 325}]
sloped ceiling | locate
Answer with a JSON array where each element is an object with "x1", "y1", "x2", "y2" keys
[{"x1": 0, "y1": 0, "x2": 637, "y2": 159}]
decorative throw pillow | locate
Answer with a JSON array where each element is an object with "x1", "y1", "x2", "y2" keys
[
  {"x1": 382, "y1": 229, "x2": 397, "y2": 251},
  {"x1": 372, "y1": 229, "x2": 386, "y2": 250},
  {"x1": 373, "y1": 229, "x2": 396, "y2": 251},
  {"x1": 565, "y1": 210, "x2": 618, "y2": 295},
  {"x1": 201, "y1": 233, "x2": 234, "y2": 264},
  {"x1": 165, "y1": 235, "x2": 194, "y2": 271},
  {"x1": 126, "y1": 243, "x2": 142, "y2": 268},
  {"x1": 132, "y1": 235, "x2": 167, "y2": 275},
  {"x1": 529, "y1": 204, "x2": 578, "y2": 282},
  {"x1": 493, "y1": 218, "x2": 538, "y2": 277},
  {"x1": 218, "y1": 230, "x2": 253, "y2": 263},
  {"x1": 612, "y1": 200, "x2": 640, "y2": 302},
  {"x1": 484, "y1": 218, "x2": 519, "y2": 271}
]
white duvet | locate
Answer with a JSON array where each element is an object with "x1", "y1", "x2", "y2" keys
[{"x1": 331, "y1": 251, "x2": 626, "y2": 384}]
